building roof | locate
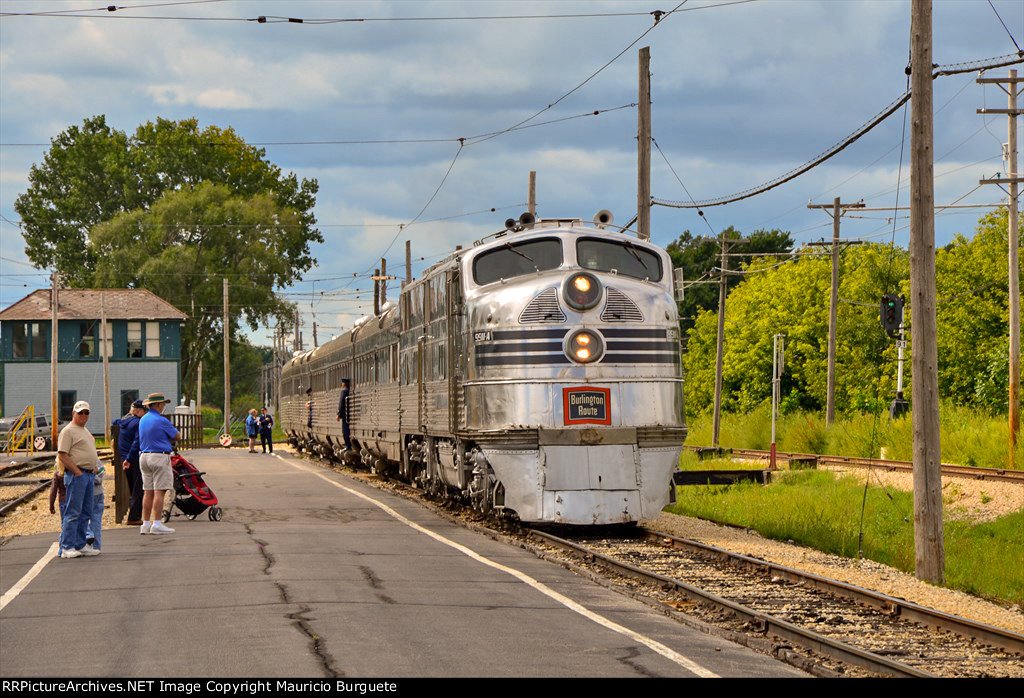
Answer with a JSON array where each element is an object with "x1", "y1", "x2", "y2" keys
[{"x1": 0, "y1": 289, "x2": 188, "y2": 322}]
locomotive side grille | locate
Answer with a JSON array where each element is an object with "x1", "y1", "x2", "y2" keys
[
  {"x1": 600, "y1": 287, "x2": 644, "y2": 322},
  {"x1": 519, "y1": 288, "x2": 566, "y2": 324}
]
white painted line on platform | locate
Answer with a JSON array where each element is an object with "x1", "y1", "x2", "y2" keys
[
  {"x1": 275, "y1": 453, "x2": 719, "y2": 678},
  {"x1": 0, "y1": 542, "x2": 59, "y2": 612}
]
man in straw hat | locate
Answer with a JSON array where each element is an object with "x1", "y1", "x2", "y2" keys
[{"x1": 138, "y1": 392, "x2": 179, "y2": 535}]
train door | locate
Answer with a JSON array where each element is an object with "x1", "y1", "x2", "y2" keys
[{"x1": 446, "y1": 266, "x2": 462, "y2": 434}]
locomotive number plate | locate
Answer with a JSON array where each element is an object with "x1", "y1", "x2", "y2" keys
[{"x1": 562, "y1": 387, "x2": 612, "y2": 426}]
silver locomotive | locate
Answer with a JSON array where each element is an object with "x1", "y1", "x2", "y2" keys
[{"x1": 279, "y1": 213, "x2": 686, "y2": 524}]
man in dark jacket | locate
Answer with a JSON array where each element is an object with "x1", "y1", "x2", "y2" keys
[
  {"x1": 258, "y1": 407, "x2": 274, "y2": 453},
  {"x1": 335, "y1": 378, "x2": 351, "y2": 451},
  {"x1": 112, "y1": 400, "x2": 145, "y2": 525}
]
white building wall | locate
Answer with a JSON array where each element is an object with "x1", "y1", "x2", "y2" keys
[{"x1": 3, "y1": 362, "x2": 178, "y2": 433}]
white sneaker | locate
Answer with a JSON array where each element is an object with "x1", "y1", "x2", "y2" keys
[
  {"x1": 81, "y1": 544, "x2": 101, "y2": 556},
  {"x1": 62, "y1": 547, "x2": 82, "y2": 558},
  {"x1": 150, "y1": 522, "x2": 175, "y2": 535},
  {"x1": 140, "y1": 523, "x2": 152, "y2": 535}
]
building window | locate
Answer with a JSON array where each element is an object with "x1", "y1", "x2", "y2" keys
[
  {"x1": 79, "y1": 322, "x2": 96, "y2": 358},
  {"x1": 120, "y1": 390, "x2": 139, "y2": 417},
  {"x1": 59, "y1": 391, "x2": 77, "y2": 423},
  {"x1": 127, "y1": 322, "x2": 142, "y2": 358},
  {"x1": 146, "y1": 322, "x2": 160, "y2": 358},
  {"x1": 11, "y1": 322, "x2": 46, "y2": 359}
]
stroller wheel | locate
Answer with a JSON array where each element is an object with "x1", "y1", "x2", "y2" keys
[
  {"x1": 161, "y1": 509, "x2": 171, "y2": 523},
  {"x1": 188, "y1": 513, "x2": 199, "y2": 520},
  {"x1": 209, "y1": 506, "x2": 223, "y2": 522}
]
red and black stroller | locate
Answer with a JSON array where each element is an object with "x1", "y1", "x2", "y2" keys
[{"x1": 162, "y1": 452, "x2": 223, "y2": 522}]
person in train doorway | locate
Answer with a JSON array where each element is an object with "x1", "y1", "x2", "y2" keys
[
  {"x1": 258, "y1": 407, "x2": 274, "y2": 454},
  {"x1": 305, "y1": 387, "x2": 314, "y2": 430},
  {"x1": 138, "y1": 392, "x2": 179, "y2": 535},
  {"x1": 111, "y1": 399, "x2": 145, "y2": 525},
  {"x1": 335, "y1": 378, "x2": 352, "y2": 451},
  {"x1": 245, "y1": 408, "x2": 259, "y2": 453}
]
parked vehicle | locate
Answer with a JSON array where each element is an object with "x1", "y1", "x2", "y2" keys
[{"x1": 0, "y1": 412, "x2": 67, "y2": 451}]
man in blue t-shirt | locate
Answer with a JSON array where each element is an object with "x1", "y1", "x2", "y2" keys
[{"x1": 138, "y1": 392, "x2": 179, "y2": 535}]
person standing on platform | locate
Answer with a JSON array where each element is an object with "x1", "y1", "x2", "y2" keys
[
  {"x1": 258, "y1": 407, "x2": 274, "y2": 453},
  {"x1": 335, "y1": 378, "x2": 352, "y2": 451},
  {"x1": 245, "y1": 409, "x2": 259, "y2": 453},
  {"x1": 138, "y1": 392, "x2": 179, "y2": 535},
  {"x1": 56, "y1": 401, "x2": 101, "y2": 558},
  {"x1": 112, "y1": 400, "x2": 145, "y2": 525}
]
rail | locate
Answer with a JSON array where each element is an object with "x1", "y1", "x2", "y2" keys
[{"x1": 687, "y1": 445, "x2": 1024, "y2": 483}]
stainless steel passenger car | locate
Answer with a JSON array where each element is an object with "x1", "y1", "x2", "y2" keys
[{"x1": 280, "y1": 215, "x2": 686, "y2": 524}]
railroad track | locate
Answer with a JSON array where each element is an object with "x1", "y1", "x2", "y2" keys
[
  {"x1": 689, "y1": 446, "x2": 1024, "y2": 484},
  {"x1": 528, "y1": 526, "x2": 1024, "y2": 678},
  {"x1": 0, "y1": 450, "x2": 112, "y2": 517}
]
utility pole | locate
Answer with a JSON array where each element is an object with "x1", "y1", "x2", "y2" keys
[
  {"x1": 223, "y1": 278, "x2": 231, "y2": 439},
  {"x1": 910, "y1": 0, "x2": 943, "y2": 585},
  {"x1": 381, "y1": 257, "x2": 388, "y2": 306},
  {"x1": 294, "y1": 308, "x2": 301, "y2": 352},
  {"x1": 528, "y1": 170, "x2": 537, "y2": 218},
  {"x1": 771, "y1": 334, "x2": 785, "y2": 469},
  {"x1": 712, "y1": 233, "x2": 734, "y2": 447},
  {"x1": 101, "y1": 295, "x2": 111, "y2": 442},
  {"x1": 637, "y1": 46, "x2": 651, "y2": 241},
  {"x1": 807, "y1": 198, "x2": 865, "y2": 424},
  {"x1": 978, "y1": 68, "x2": 1022, "y2": 467},
  {"x1": 50, "y1": 273, "x2": 59, "y2": 446}
]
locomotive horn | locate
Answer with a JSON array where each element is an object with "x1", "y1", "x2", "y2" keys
[
  {"x1": 504, "y1": 218, "x2": 517, "y2": 230},
  {"x1": 593, "y1": 209, "x2": 614, "y2": 229},
  {"x1": 518, "y1": 211, "x2": 536, "y2": 228}
]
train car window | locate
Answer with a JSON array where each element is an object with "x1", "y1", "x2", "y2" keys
[
  {"x1": 472, "y1": 238, "x2": 562, "y2": 286},
  {"x1": 576, "y1": 238, "x2": 663, "y2": 281},
  {"x1": 406, "y1": 285, "x2": 424, "y2": 328}
]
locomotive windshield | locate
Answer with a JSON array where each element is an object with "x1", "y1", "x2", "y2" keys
[
  {"x1": 576, "y1": 238, "x2": 663, "y2": 281},
  {"x1": 472, "y1": 238, "x2": 563, "y2": 285}
]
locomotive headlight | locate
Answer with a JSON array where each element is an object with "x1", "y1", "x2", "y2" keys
[
  {"x1": 567, "y1": 330, "x2": 603, "y2": 364},
  {"x1": 564, "y1": 272, "x2": 601, "y2": 310}
]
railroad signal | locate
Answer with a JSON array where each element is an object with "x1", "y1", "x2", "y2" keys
[{"x1": 880, "y1": 294, "x2": 904, "y2": 338}]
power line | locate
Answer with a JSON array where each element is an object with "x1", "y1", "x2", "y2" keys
[
  {"x1": 652, "y1": 52, "x2": 1024, "y2": 210},
  {"x1": 0, "y1": 103, "x2": 636, "y2": 148},
  {"x1": 986, "y1": 0, "x2": 1022, "y2": 55},
  {"x1": 0, "y1": 1, "x2": 756, "y2": 24}
]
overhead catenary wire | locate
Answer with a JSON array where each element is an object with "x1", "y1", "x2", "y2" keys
[
  {"x1": 0, "y1": 1, "x2": 757, "y2": 22},
  {"x1": 652, "y1": 52, "x2": 1024, "y2": 210}
]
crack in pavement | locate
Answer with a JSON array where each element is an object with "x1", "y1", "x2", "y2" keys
[{"x1": 245, "y1": 523, "x2": 342, "y2": 677}]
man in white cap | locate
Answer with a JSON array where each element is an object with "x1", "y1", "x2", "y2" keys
[
  {"x1": 138, "y1": 392, "x2": 179, "y2": 535},
  {"x1": 57, "y1": 401, "x2": 101, "y2": 558}
]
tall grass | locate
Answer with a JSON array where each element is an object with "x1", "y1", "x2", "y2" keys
[
  {"x1": 667, "y1": 470, "x2": 1024, "y2": 605},
  {"x1": 686, "y1": 403, "x2": 1023, "y2": 469}
]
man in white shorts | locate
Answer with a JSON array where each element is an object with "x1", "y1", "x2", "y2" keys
[{"x1": 138, "y1": 392, "x2": 179, "y2": 535}]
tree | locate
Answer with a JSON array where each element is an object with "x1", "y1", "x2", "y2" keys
[
  {"x1": 15, "y1": 115, "x2": 319, "y2": 285},
  {"x1": 935, "y1": 209, "x2": 1016, "y2": 411},
  {"x1": 666, "y1": 226, "x2": 794, "y2": 332},
  {"x1": 684, "y1": 243, "x2": 910, "y2": 416},
  {"x1": 90, "y1": 183, "x2": 305, "y2": 403}
]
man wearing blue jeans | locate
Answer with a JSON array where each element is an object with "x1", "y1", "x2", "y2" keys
[{"x1": 57, "y1": 401, "x2": 101, "y2": 558}]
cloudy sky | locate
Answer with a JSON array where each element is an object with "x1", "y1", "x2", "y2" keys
[{"x1": 1, "y1": 0, "x2": 1021, "y2": 346}]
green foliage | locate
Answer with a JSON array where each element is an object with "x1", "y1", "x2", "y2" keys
[
  {"x1": 15, "y1": 116, "x2": 322, "y2": 400},
  {"x1": 15, "y1": 115, "x2": 320, "y2": 283},
  {"x1": 684, "y1": 243, "x2": 909, "y2": 415},
  {"x1": 666, "y1": 226, "x2": 794, "y2": 332},
  {"x1": 935, "y1": 210, "x2": 1017, "y2": 410}
]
